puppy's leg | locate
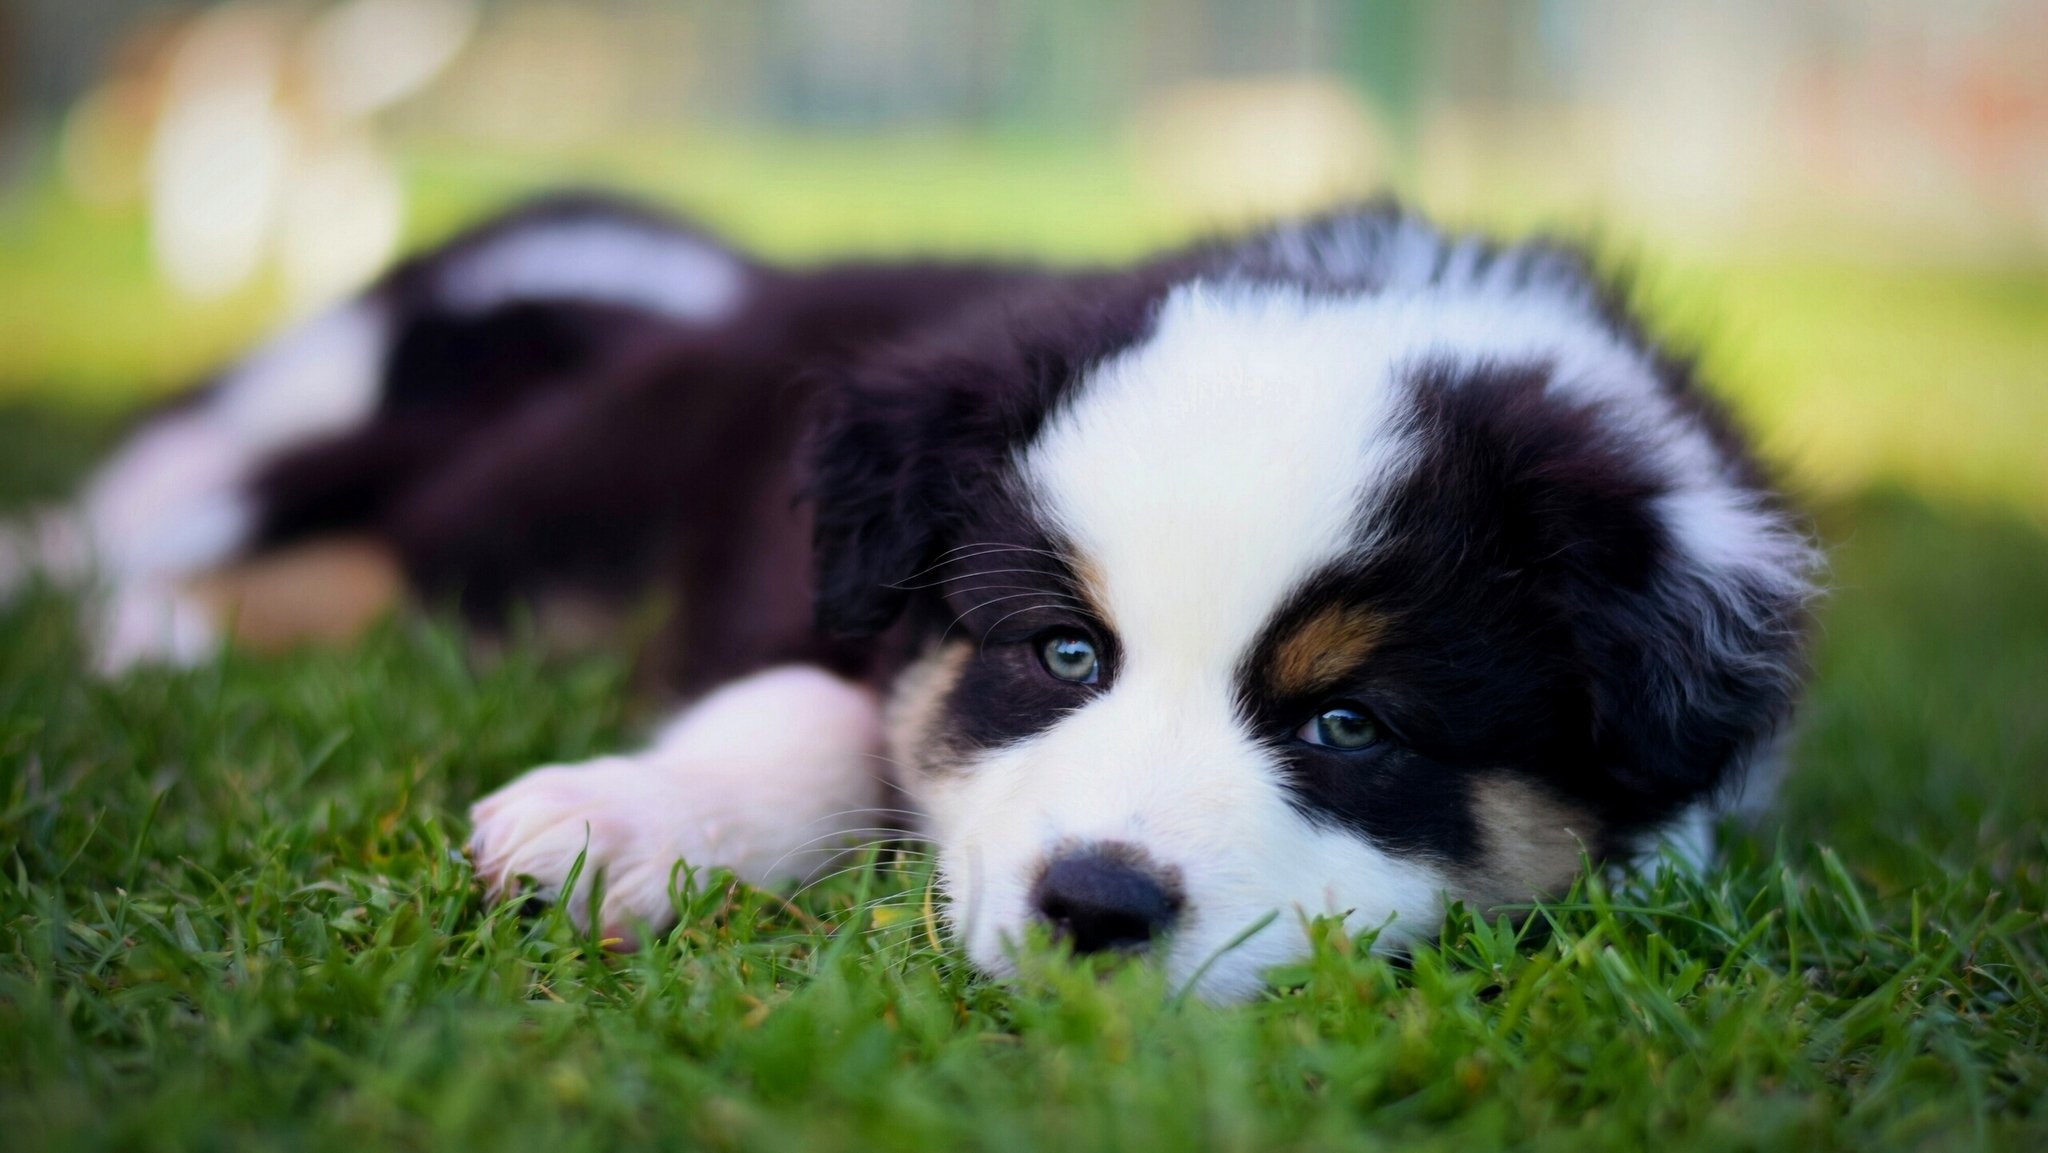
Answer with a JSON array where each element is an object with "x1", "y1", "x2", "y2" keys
[
  {"x1": 31, "y1": 194, "x2": 749, "y2": 675},
  {"x1": 468, "y1": 664, "x2": 889, "y2": 941},
  {"x1": 32, "y1": 302, "x2": 392, "y2": 674}
]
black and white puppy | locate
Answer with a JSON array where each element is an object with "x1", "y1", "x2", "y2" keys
[{"x1": 7, "y1": 195, "x2": 1817, "y2": 1000}]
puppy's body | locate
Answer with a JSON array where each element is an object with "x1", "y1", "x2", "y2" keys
[{"x1": 14, "y1": 195, "x2": 1816, "y2": 999}]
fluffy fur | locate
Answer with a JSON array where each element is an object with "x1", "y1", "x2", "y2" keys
[{"x1": 10, "y1": 194, "x2": 1818, "y2": 1000}]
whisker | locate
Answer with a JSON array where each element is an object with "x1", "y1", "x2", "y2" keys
[
  {"x1": 941, "y1": 593, "x2": 1079, "y2": 646},
  {"x1": 930, "y1": 581, "x2": 1076, "y2": 598},
  {"x1": 975, "y1": 602, "x2": 1078, "y2": 650},
  {"x1": 821, "y1": 875, "x2": 946, "y2": 930},
  {"x1": 933, "y1": 583, "x2": 1086, "y2": 622},
  {"x1": 753, "y1": 820, "x2": 907, "y2": 869},
  {"x1": 784, "y1": 863, "x2": 924, "y2": 909},
  {"x1": 785, "y1": 851, "x2": 933, "y2": 906},
  {"x1": 893, "y1": 545, "x2": 1068, "y2": 585},
  {"x1": 763, "y1": 795, "x2": 934, "y2": 853},
  {"x1": 819, "y1": 895, "x2": 930, "y2": 922},
  {"x1": 788, "y1": 802, "x2": 926, "y2": 825},
  {"x1": 807, "y1": 792, "x2": 927, "y2": 825},
  {"x1": 802, "y1": 860, "x2": 933, "y2": 897},
  {"x1": 948, "y1": 589, "x2": 1082, "y2": 617},
  {"x1": 859, "y1": 909, "x2": 955, "y2": 963},
  {"x1": 887, "y1": 569, "x2": 1080, "y2": 592},
  {"x1": 928, "y1": 541, "x2": 1068, "y2": 565},
  {"x1": 757, "y1": 827, "x2": 920, "y2": 881}
]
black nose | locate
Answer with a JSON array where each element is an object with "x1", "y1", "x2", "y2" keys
[{"x1": 1031, "y1": 844, "x2": 1183, "y2": 954}]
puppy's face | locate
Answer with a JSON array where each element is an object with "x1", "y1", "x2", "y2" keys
[{"x1": 813, "y1": 228, "x2": 1813, "y2": 999}]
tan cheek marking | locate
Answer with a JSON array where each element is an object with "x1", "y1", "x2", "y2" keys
[
  {"x1": 1462, "y1": 776, "x2": 1600, "y2": 911},
  {"x1": 884, "y1": 642, "x2": 972, "y2": 777},
  {"x1": 1269, "y1": 604, "x2": 1388, "y2": 696},
  {"x1": 187, "y1": 536, "x2": 403, "y2": 653}
]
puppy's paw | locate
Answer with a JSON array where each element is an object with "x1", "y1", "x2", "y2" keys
[
  {"x1": 468, "y1": 757, "x2": 702, "y2": 944},
  {"x1": 467, "y1": 666, "x2": 890, "y2": 944}
]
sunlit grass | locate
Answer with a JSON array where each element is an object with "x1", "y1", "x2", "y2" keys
[
  {"x1": 1, "y1": 449, "x2": 2043, "y2": 1147},
  {"x1": 2, "y1": 134, "x2": 2046, "y2": 1150}
]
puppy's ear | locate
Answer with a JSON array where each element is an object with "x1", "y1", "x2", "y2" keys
[
  {"x1": 1567, "y1": 492, "x2": 1816, "y2": 807},
  {"x1": 805, "y1": 269, "x2": 1176, "y2": 638},
  {"x1": 806, "y1": 355, "x2": 1031, "y2": 638},
  {"x1": 1480, "y1": 373, "x2": 1818, "y2": 809},
  {"x1": 805, "y1": 375, "x2": 951, "y2": 637},
  {"x1": 1411, "y1": 358, "x2": 1816, "y2": 810}
]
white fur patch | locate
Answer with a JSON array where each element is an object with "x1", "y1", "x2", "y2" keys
[
  {"x1": 438, "y1": 218, "x2": 747, "y2": 323},
  {"x1": 1239, "y1": 215, "x2": 1819, "y2": 616},
  {"x1": 1028, "y1": 283, "x2": 1415, "y2": 665},
  {"x1": 0, "y1": 508, "x2": 90, "y2": 604},
  {"x1": 468, "y1": 665, "x2": 887, "y2": 940},
  {"x1": 212, "y1": 302, "x2": 389, "y2": 454},
  {"x1": 92, "y1": 579, "x2": 221, "y2": 677},
  {"x1": 913, "y1": 694, "x2": 1449, "y2": 1002},
  {"x1": 80, "y1": 413, "x2": 246, "y2": 581},
  {"x1": 910, "y1": 283, "x2": 1450, "y2": 1000},
  {"x1": 1639, "y1": 804, "x2": 1717, "y2": 873}
]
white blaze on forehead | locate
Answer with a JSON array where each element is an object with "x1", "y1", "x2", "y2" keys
[
  {"x1": 970, "y1": 281, "x2": 1457, "y2": 997},
  {"x1": 1022, "y1": 282, "x2": 1411, "y2": 675},
  {"x1": 1027, "y1": 274, "x2": 1808, "y2": 641}
]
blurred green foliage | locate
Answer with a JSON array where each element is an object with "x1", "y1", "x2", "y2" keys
[{"x1": 4, "y1": 133, "x2": 2044, "y2": 517}]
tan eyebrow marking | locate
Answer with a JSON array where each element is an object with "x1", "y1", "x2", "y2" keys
[
  {"x1": 1268, "y1": 603, "x2": 1389, "y2": 696},
  {"x1": 1065, "y1": 550, "x2": 1115, "y2": 631}
]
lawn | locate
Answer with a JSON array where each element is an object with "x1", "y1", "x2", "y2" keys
[{"x1": 1, "y1": 141, "x2": 2046, "y2": 1150}]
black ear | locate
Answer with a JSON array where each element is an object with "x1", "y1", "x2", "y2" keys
[
  {"x1": 804, "y1": 270, "x2": 1177, "y2": 639},
  {"x1": 1570, "y1": 521, "x2": 1815, "y2": 808},
  {"x1": 806, "y1": 340, "x2": 1054, "y2": 638},
  {"x1": 805, "y1": 374, "x2": 954, "y2": 638},
  {"x1": 1505, "y1": 395, "x2": 1818, "y2": 810},
  {"x1": 1406, "y1": 358, "x2": 1816, "y2": 812}
]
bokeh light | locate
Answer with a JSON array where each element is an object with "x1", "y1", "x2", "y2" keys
[{"x1": 0, "y1": 0, "x2": 2043, "y2": 515}]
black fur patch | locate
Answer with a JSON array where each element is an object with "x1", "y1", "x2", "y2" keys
[
  {"x1": 803, "y1": 266, "x2": 1189, "y2": 745},
  {"x1": 201, "y1": 193, "x2": 1809, "y2": 873},
  {"x1": 805, "y1": 265, "x2": 1187, "y2": 641},
  {"x1": 1235, "y1": 356, "x2": 1805, "y2": 862},
  {"x1": 922, "y1": 523, "x2": 1121, "y2": 752}
]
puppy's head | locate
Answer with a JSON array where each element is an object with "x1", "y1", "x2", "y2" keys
[{"x1": 810, "y1": 210, "x2": 1816, "y2": 1000}]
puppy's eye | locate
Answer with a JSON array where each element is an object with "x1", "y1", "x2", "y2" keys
[
  {"x1": 1298, "y1": 706, "x2": 1380, "y2": 750},
  {"x1": 1037, "y1": 631, "x2": 1100, "y2": 684}
]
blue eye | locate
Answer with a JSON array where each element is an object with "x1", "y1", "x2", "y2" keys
[
  {"x1": 1038, "y1": 632, "x2": 1100, "y2": 684},
  {"x1": 1298, "y1": 706, "x2": 1380, "y2": 750}
]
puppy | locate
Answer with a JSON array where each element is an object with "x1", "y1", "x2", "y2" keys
[{"x1": 8, "y1": 195, "x2": 1817, "y2": 1000}]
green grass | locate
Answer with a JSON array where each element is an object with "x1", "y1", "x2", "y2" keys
[
  {"x1": 2, "y1": 396, "x2": 2046, "y2": 1153},
  {"x1": 3, "y1": 138, "x2": 2046, "y2": 1148}
]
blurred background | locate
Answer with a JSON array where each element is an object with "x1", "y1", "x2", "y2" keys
[
  {"x1": 0, "y1": 1, "x2": 2043, "y2": 866},
  {"x1": 0, "y1": 0, "x2": 2043, "y2": 517}
]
